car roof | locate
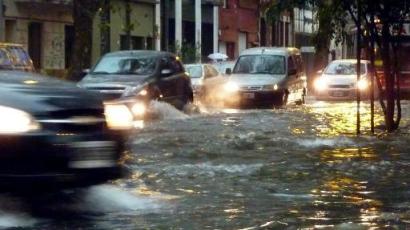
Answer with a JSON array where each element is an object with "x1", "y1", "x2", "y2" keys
[
  {"x1": 104, "y1": 50, "x2": 175, "y2": 58},
  {"x1": 239, "y1": 47, "x2": 301, "y2": 56}
]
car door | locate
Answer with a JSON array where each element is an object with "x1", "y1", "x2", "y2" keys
[{"x1": 156, "y1": 56, "x2": 187, "y2": 104}]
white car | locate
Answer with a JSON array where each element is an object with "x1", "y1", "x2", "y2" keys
[
  {"x1": 314, "y1": 59, "x2": 377, "y2": 100},
  {"x1": 221, "y1": 47, "x2": 307, "y2": 107}
]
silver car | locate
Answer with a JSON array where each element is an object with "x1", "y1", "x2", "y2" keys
[
  {"x1": 314, "y1": 59, "x2": 375, "y2": 100},
  {"x1": 221, "y1": 47, "x2": 307, "y2": 107}
]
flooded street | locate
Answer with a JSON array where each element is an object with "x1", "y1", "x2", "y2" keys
[{"x1": 1, "y1": 100, "x2": 410, "y2": 229}]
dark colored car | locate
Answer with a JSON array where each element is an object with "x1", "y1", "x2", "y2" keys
[
  {"x1": 78, "y1": 50, "x2": 194, "y2": 112},
  {"x1": 0, "y1": 46, "x2": 131, "y2": 191}
]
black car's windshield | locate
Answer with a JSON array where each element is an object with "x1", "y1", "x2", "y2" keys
[
  {"x1": 186, "y1": 65, "x2": 202, "y2": 78},
  {"x1": 92, "y1": 56, "x2": 157, "y2": 75},
  {"x1": 324, "y1": 62, "x2": 366, "y2": 75},
  {"x1": 233, "y1": 55, "x2": 285, "y2": 75}
]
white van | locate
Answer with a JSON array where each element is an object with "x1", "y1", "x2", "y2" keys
[{"x1": 223, "y1": 47, "x2": 307, "y2": 106}]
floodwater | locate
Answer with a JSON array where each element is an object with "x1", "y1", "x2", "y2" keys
[{"x1": 1, "y1": 100, "x2": 409, "y2": 229}]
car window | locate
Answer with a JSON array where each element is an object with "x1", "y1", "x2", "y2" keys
[
  {"x1": 324, "y1": 62, "x2": 366, "y2": 75},
  {"x1": 0, "y1": 48, "x2": 13, "y2": 68},
  {"x1": 233, "y1": 55, "x2": 285, "y2": 75},
  {"x1": 8, "y1": 47, "x2": 32, "y2": 67},
  {"x1": 288, "y1": 56, "x2": 296, "y2": 71},
  {"x1": 295, "y1": 55, "x2": 304, "y2": 72},
  {"x1": 186, "y1": 65, "x2": 202, "y2": 78},
  {"x1": 92, "y1": 55, "x2": 157, "y2": 75}
]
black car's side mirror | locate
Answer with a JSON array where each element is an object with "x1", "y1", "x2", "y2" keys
[
  {"x1": 225, "y1": 68, "x2": 232, "y2": 75},
  {"x1": 161, "y1": 69, "x2": 172, "y2": 75},
  {"x1": 288, "y1": 68, "x2": 297, "y2": 76}
]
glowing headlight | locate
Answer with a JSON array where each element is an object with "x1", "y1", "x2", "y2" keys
[
  {"x1": 224, "y1": 82, "x2": 239, "y2": 92},
  {"x1": 104, "y1": 104, "x2": 133, "y2": 130},
  {"x1": 314, "y1": 78, "x2": 328, "y2": 91},
  {"x1": 131, "y1": 102, "x2": 146, "y2": 116},
  {"x1": 357, "y1": 79, "x2": 369, "y2": 91},
  {"x1": 0, "y1": 105, "x2": 40, "y2": 134},
  {"x1": 138, "y1": 89, "x2": 148, "y2": 96}
]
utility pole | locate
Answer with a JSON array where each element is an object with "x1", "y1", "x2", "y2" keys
[
  {"x1": 0, "y1": 0, "x2": 5, "y2": 42},
  {"x1": 356, "y1": 0, "x2": 361, "y2": 135}
]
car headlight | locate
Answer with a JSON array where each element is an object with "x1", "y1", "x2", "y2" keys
[
  {"x1": 224, "y1": 82, "x2": 239, "y2": 92},
  {"x1": 131, "y1": 102, "x2": 146, "y2": 117},
  {"x1": 104, "y1": 104, "x2": 133, "y2": 130},
  {"x1": 0, "y1": 105, "x2": 41, "y2": 134},
  {"x1": 357, "y1": 79, "x2": 369, "y2": 91},
  {"x1": 314, "y1": 78, "x2": 328, "y2": 91}
]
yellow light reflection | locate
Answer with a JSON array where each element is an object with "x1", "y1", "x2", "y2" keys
[
  {"x1": 23, "y1": 80, "x2": 38, "y2": 85},
  {"x1": 309, "y1": 176, "x2": 382, "y2": 227},
  {"x1": 308, "y1": 102, "x2": 384, "y2": 137},
  {"x1": 320, "y1": 147, "x2": 378, "y2": 161}
]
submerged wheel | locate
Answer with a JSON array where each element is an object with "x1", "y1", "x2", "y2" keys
[{"x1": 273, "y1": 90, "x2": 288, "y2": 107}]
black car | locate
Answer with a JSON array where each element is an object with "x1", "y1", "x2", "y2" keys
[
  {"x1": 0, "y1": 70, "x2": 132, "y2": 191},
  {"x1": 78, "y1": 50, "x2": 194, "y2": 113}
]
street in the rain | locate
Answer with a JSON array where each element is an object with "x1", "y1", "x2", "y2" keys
[{"x1": 0, "y1": 100, "x2": 409, "y2": 229}]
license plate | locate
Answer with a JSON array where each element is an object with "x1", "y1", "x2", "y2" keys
[
  {"x1": 332, "y1": 91, "x2": 345, "y2": 97},
  {"x1": 69, "y1": 141, "x2": 117, "y2": 169},
  {"x1": 243, "y1": 93, "x2": 255, "y2": 99}
]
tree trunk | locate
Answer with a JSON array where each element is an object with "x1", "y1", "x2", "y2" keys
[
  {"x1": 100, "y1": 0, "x2": 111, "y2": 55},
  {"x1": 381, "y1": 24, "x2": 396, "y2": 132},
  {"x1": 70, "y1": 0, "x2": 99, "y2": 82}
]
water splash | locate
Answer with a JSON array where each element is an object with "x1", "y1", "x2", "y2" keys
[
  {"x1": 297, "y1": 137, "x2": 355, "y2": 148},
  {"x1": 0, "y1": 213, "x2": 39, "y2": 228},
  {"x1": 81, "y1": 185, "x2": 164, "y2": 213},
  {"x1": 161, "y1": 162, "x2": 263, "y2": 177},
  {"x1": 148, "y1": 101, "x2": 189, "y2": 120}
]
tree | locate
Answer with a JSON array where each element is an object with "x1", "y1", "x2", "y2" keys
[
  {"x1": 71, "y1": 0, "x2": 101, "y2": 81},
  {"x1": 265, "y1": 0, "x2": 410, "y2": 132}
]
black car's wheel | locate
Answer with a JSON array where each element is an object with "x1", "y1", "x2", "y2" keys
[{"x1": 273, "y1": 90, "x2": 288, "y2": 107}]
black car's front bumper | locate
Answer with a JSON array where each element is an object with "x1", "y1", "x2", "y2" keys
[{"x1": 0, "y1": 131, "x2": 126, "y2": 191}]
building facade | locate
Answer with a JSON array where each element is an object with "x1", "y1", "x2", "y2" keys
[
  {"x1": 218, "y1": 0, "x2": 259, "y2": 60},
  {"x1": 0, "y1": 0, "x2": 157, "y2": 76}
]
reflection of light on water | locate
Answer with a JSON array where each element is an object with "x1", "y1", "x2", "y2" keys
[
  {"x1": 320, "y1": 147, "x2": 378, "y2": 161},
  {"x1": 223, "y1": 108, "x2": 239, "y2": 114},
  {"x1": 308, "y1": 102, "x2": 384, "y2": 136},
  {"x1": 309, "y1": 176, "x2": 382, "y2": 227},
  {"x1": 291, "y1": 128, "x2": 305, "y2": 135}
]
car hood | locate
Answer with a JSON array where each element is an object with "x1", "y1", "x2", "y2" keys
[
  {"x1": 0, "y1": 71, "x2": 103, "y2": 115},
  {"x1": 227, "y1": 73, "x2": 285, "y2": 86},
  {"x1": 322, "y1": 74, "x2": 361, "y2": 85},
  {"x1": 78, "y1": 73, "x2": 150, "y2": 88}
]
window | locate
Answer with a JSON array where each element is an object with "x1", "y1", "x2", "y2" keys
[
  {"x1": 287, "y1": 56, "x2": 296, "y2": 71},
  {"x1": 233, "y1": 55, "x2": 285, "y2": 75}
]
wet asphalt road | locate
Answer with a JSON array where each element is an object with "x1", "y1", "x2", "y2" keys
[{"x1": 0, "y1": 99, "x2": 409, "y2": 229}]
